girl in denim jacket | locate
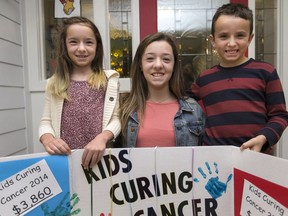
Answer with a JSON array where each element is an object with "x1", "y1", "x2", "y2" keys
[{"x1": 120, "y1": 33, "x2": 205, "y2": 147}]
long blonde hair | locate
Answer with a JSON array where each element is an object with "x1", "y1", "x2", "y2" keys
[
  {"x1": 120, "y1": 32, "x2": 184, "y2": 141},
  {"x1": 46, "y1": 16, "x2": 106, "y2": 100}
]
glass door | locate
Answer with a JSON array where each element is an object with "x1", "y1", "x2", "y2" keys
[{"x1": 157, "y1": 0, "x2": 229, "y2": 90}]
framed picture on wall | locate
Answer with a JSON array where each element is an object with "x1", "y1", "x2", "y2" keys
[{"x1": 54, "y1": 0, "x2": 81, "y2": 18}]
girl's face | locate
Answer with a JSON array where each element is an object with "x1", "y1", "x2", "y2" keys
[
  {"x1": 210, "y1": 15, "x2": 254, "y2": 67},
  {"x1": 141, "y1": 41, "x2": 174, "y2": 90},
  {"x1": 66, "y1": 24, "x2": 97, "y2": 71}
]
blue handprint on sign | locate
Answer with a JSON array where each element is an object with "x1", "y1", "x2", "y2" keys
[
  {"x1": 41, "y1": 192, "x2": 80, "y2": 216},
  {"x1": 194, "y1": 162, "x2": 232, "y2": 199}
]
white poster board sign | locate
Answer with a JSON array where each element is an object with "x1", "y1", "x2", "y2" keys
[{"x1": 1, "y1": 146, "x2": 288, "y2": 215}]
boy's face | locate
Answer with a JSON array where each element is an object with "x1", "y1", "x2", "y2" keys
[{"x1": 210, "y1": 15, "x2": 254, "y2": 67}]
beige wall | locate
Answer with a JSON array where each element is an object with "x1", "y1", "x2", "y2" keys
[
  {"x1": 0, "y1": 0, "x2": 28, "y2": 156},
  {"x1": 277, "y1": 0, "x2": 288, "y2": 158}
]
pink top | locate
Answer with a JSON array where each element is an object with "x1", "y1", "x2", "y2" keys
[
  {"x1": 61, "y1": 80, "x2": 105, "y2": 149},
  {"x1": 136, "y1": 100, "x2": 179, "y2": 147}
]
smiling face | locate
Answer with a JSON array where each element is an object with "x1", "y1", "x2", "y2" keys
[
  {"x1": 66, "y1": 24, "x2": 97, "y2": 71},
  {"x1": 141, "y1": 41, "x2": 175, "y2": 91},
  {"x1": 210, "y1": 15, "x2": 254, "y2": 67}
]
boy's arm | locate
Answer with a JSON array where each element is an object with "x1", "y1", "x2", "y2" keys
[
  {"x1": 186, "y1": 81, "x2": 201, "y2": 101},
  {"x1": 256, "y1": 70, "x2": 288, "y2": 148}
]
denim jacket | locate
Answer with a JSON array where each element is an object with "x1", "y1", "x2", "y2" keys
[{"x1": 124, "y1": 97, "x2": 205, "y2": 147}]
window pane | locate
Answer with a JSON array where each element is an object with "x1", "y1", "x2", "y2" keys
[
  {"x1": 109, "y1": 0, "x2": 132, "y2": 78},
  {"x1": 157, "y1": 0, "x2": 228, "y2": 90},
  {"x1": 255, "y1": 0, "x2": 277, "y2": 65}
]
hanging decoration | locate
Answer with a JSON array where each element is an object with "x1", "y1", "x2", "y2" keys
[{"x1": 55, "y1": 0, "x2": 81, "y2": 18}]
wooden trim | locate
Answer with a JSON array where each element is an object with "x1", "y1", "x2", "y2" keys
[
  {"x1": 230, "y1": 0, "x2": 248, "y2": 6},
  {"x1": 139, "y1": 0, "x2": 157, "y2": 40}
]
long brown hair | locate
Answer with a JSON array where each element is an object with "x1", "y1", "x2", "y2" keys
[
  {"x1": 120, "y1": 32, "x2": 184, "y2": 140},
  {"x1": 47, "y1": 16, "x2": 106, "y2": 99}
]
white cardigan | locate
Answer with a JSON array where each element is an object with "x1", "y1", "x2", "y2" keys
[{"x1": 39, "y1": 70, "x2": 121, "y2": 140}]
